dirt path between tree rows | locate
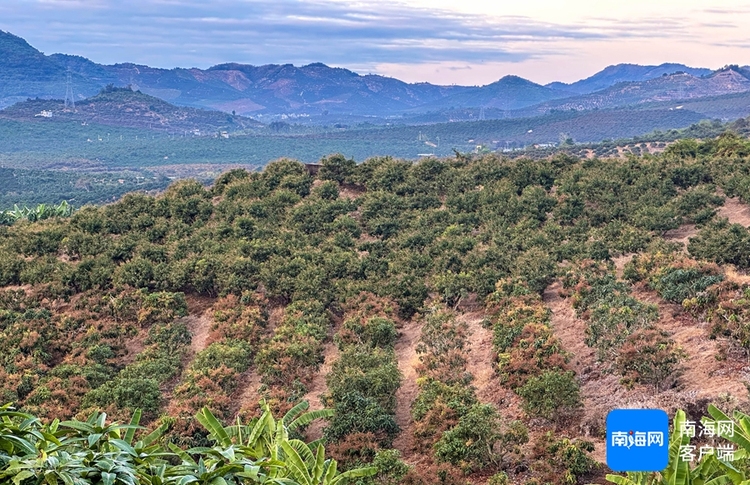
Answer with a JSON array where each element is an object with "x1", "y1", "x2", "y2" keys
[
  {"x1": 630, "y1": 284, "x2": 749, "y2": 405},
  {"x1": 184, "y1": 314, "x2": 212, "y2": 355},
  {"x1": 544, "y1": 281, "x2": 622, "y2": 464},
  {"x1": 458, "y1": 312, "x2": 506, "y2": 407},
  {"x1": 391, "y1": 318, "x2": 422, "y2": 458},
  {"x1": 302, "y1": 340, "x2": 340, "y2": 440}
]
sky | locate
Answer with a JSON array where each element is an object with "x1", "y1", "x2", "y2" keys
[{"x1": 1, "y1": 0, "x2": 749, "y2": 86}]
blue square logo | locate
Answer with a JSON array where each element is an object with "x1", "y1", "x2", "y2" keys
[{"x1": 607, "y1": 409, "x2": 669, "y2": 472}]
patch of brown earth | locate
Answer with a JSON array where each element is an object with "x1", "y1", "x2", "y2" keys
[
  {"x1": 724, "y1": 265, "x2": 750, "y2": 285},
  {"x1": 236, "y1": 369, "x2": 264, "y2": 416},
  {"x1": 183, "y1": 314, "x2": 213, "y2": 355},
  {"x1": 339, "y1": 183, "x2": 365, "y2": 200},
  {"x1": 391, "y1": 317, "x2": 422, "y2": 459},
  {"x1": 123, "y1": 328, "x2": 148, "y2": 365},
  {"x1": 612, "y1": 254, "x2": 635, "y2": 278},
  {"x1": 631, "y1": 284, "x2": 748, "y2": 403},
  {"x1": 663, "y1": 224, "x2": 698, "y2": 251},
  {"x1": 718, "y1": 196, "x2": 750, "y2": 227},
  {"x1": 303, "y1": 340, "x2": 340, "y2": 441},
  {"x1": 545, "y1": 281, "x2": 637, "y2": 464},
  {"x1": 458, "y1": 312, "x2": 505, "y2": 406},
  {"x1": 236, "y1": 305, "x2": 284, "y2": 415}
]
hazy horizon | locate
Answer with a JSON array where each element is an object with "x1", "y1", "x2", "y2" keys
[{"x1": 1, "y1": 0, "x2": 748, "y2": 86}]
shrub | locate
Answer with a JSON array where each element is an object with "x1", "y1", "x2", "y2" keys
[
  {"x1": 649, "y1": 265, "x2": 724, "y2": 303},
  {"x1": 327, "y1": 346, "x2": 401, "y2": 413},
  {"x1": 371, "y1": 449, "x2": 410, "y2": 485},
  {"x1": 434, "y1": 404, "x2": 526, "y2": 474},
  {"x1": 83, "y1": 377, "x2": 162, "y2": 415},
  {"x1": 688, "y1": 219, "x2": 750, "y2": 268},
  {"x1": 531, "y1": 433, "x2": 597, "y2": 485},
  {"x1": 616, "y1": 329, "x2": 685, "y2": 391},
  {"x1": 320, "y1": 153, "x2": 357, "y2": 184},
  {"x1": 517, "y1": 370, "x2": 582, "y2": 421},
  {"x1": 324, "y1": 391, "x2": 400, "y2": 444}
]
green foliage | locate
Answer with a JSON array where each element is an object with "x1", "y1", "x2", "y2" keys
[
  {"x1": 324, "y1": 392, "x2": 400, "y2": 444},
  {"x1": 326, "y1": 301, "x2": 401, "y2": 446},
  {"x1": 434, "y1": 404, "x2": 527, "y2": 473},
  {"x1": 567, "y1": 268, "x2": 660, "y2": 362},
  {"x1": 6, "y1": 135, "x2": 750, "y2": 482},
  {"x1": 649, "y1": 265, "x2": 723, "y2": 303},
  {"x1": 517, "y1": 370, "x2": 582, "y2": 421},
  {"x1": 533, "y1": 433, "x2": 597, "y2": 485},
  {"x1": 0, "y1": 402, "x2": 375, "y2": 485},
  {"x1": 688, "y1": 219, "x2": 750, "y2": 268},
  {"x1": 370, "y1": 449, "x2": 410, "y2": 485},
  {"x1": 320, "y1": 153, "x2": 357, "y2": 184},
  {"x1": 0, "y1": 201, "x2": 73, "y2": 225}
]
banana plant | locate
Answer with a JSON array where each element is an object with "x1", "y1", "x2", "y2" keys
[
  {"x1": 198, "y1": 401, "x2": 332, "y2": 461},
  {"x1": 0, "y1": 404, "x2": 38, "y2": 459},
  {"x1": 196, "y1": 403, "x2": 376, "y2": 485},
  {"x1": 0, "y1": 202, "x2": 73, "y2": 226}
]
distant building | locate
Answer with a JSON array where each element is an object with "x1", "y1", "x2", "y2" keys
[
  {"x1": 35, "y1": 110, "x2": 52, "y2": 118},
  {"x1": 304, "y1": 163, "x2": 322, "y2": 176}
]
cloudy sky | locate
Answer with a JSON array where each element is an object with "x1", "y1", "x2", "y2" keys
[{"x1": 1, "y1": 0, "x2": 749, "y2": 85}]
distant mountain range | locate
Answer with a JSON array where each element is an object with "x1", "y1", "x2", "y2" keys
[
  {"x1": 545, "y1": 63, "x2": 715, "y2": 94},
  {"x1": 2, "y1": 29, "x2": 750, "y2": 122}
]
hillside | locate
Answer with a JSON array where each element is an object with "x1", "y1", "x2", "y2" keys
[
  {"x1": 409, "y1": 75, "x2": 572, "y2": 112},
  {"x1": 3, "y1": 135, "x2": 750, "y2": 483},
  {"x1": 546, "y1": 63, "x2": 713, "y2": 94},
  {"x1": 523, "y1": 68, "x2": 750, "y2": 116},
  {"x1": 0, "y1": 85, "x2": 263, "y2": 134},
  {"x1": 0, "y1": 31, "x2": 101, "y2": 107}
]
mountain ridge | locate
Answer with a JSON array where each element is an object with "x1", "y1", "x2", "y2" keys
[
  {"x1": 2, "y1": 30, "x2": 749, "y2": 121},
  {"x1": 545, "y1": 62, "x2": 714, "y2": 94}
]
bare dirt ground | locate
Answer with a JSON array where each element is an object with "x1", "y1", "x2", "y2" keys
[
  {"x1": 725, "y1": 265, "x2": 750, "y2": 285},
  {"x1": 302, "y1": 340, "x2": 340, "y2": 440},
  {"x1": 718, "y1": 196, "x2": 750, "y2": 227},
  {"x1": 458, "y1": 312, "x2": 507, "y2": 407},
  {"x1": 123, "y1": 328, "x2": 148, "y2": 365},
  {"x1": 391, "y1": 317, "x2": 423, "y2": 459},
  {"x1": 663, "y1": 224, "x2": 698, "y2": 251},
  {"x1": 236, "y1": 369, "x2": 264, "y2": 416},
  {"x1": 541, "y1": 281, "x2": 712, "y2": 463},
  {"x1": 235, "y1": 306, "x2": 285, "y2": 415},
  {"x1": 612, "y1": 254, "x2": 635, "y2": 278},
  {"x1": 631, "y1": 284, "x2": 748, "y2": 403},
  {"x1": 545, "y1": 275, "x2": 750, "y2": 466},
  {"x1": 543, "y1": 281, "x2": 612, "y2": 463},
  {"x1": 660, "y1": 196, "x2": 750, "y2": 253},
  {"x1": 184, "y1": 314, "x2": 212, "y2": 355},
  {"x1": 183, "y1": 294, "x2": 216, "y2": 354}
]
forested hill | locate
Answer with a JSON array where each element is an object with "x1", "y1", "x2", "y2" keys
[
  {"x1": 0, "y1": 85, "x2": 262, "y2": 133},
  {"x1": 5, "y1": 135, "x2": 750, "y2": 483}
]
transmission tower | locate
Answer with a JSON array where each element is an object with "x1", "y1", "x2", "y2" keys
[
  {"x1": 64, "y1": 71, "x2": 76, "y2": 110},
  {"x1": 479, "y1": 106, "x2": 486, "y2": 121}
]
